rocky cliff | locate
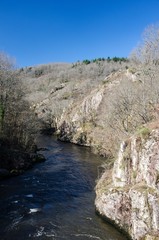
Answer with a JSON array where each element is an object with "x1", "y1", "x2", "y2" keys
[
  {"x1": 57, "y1": 86, "x2": 105, "y2": 144},
  {"x1": 20, "y1": 61, "x2": 159, "y2": 238},
  {"x1": 95, "y1": 127, "x2": 159, "y2": 240},
  {"x1": 22, "y1": 61, "x2": 132, "y2": 157}
]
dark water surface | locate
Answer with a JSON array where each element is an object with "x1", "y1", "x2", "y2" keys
[{"x1": 0, "y1": 135, "x2": 127, "y2": 240}]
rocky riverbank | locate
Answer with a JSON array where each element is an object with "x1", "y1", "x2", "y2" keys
[
  {"x1": 20, "y1": 61, "x2": 159, "y2": 239},
  {"x1": 27, "y1": 68, "x2": 135, "y2": 158},
  {"x1": 95, "y1": 127, "x2": 159, "y2": 240},
  {"x1": 0, "y1": 139, "x2": 45, "y2": 179}
]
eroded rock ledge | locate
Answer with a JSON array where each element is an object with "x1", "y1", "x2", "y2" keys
[{"x1": 95, "y1": 128, "x2": 159, "y2": 240}]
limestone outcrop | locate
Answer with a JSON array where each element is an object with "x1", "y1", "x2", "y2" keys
[
  {"x1": 95, "y1": 128, "x2": 159, "y2": 240},
  {"x1": 56, "y1": 70, "x2": 129, "y2": 156},
  {"x1": 25, "y1": 64, "x2": 133, "y2": 157},
  {"x1": 57, "y1": 86, "x2": 104, "y2": 145}
]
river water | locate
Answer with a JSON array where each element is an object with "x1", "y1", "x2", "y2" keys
[{"x1": 0, "y1": 135, "x2": 127, "y2": 240}]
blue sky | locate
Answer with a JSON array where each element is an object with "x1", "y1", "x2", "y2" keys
[{"x1": 0, "y1": 0, "x2": 159, "y2": 67}]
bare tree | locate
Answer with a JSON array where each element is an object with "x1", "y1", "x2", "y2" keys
[
  {"x1": 0, "y1": 52, "x2": 39, "y2": 151},
  {"x1": 104, "y1": 26, "x2": 159, "y2": 154},
  {"x1": 130, "y1": 24, "x2": 159, "y2": 65},
  {"x1": 0, "y1": 52, "x2": 15, "y2": 134}
]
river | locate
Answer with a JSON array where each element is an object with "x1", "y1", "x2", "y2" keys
[{"x1": 0, "y1": 135, "x2": 127, "y2": 240}]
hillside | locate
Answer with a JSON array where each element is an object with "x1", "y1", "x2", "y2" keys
[
  {"x1": 19, "y1": 56, "x2": 159, "y2": 239},
  {"x1": 1, "y1": 52, "x2": 159, "y2": 239},
  {"x1": 1, "y1": 24, "x2": 159, "y2": 239},
  {"x1": 20, "y1": 58, "x2": 159, "y2": 158},
  {"x1": 20, "y1": 59, "x2": 132, "y2": 156}
]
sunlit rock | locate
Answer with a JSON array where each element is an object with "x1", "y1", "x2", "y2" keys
[{"x1": 95, "y1": 129, "x2": 159, "y2": 239}]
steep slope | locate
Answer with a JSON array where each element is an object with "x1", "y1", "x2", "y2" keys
[
  {"x1": 20, "y1": 60, "x2": 159, "y2": 239},
  {"x1": 57, "y1": 70, "x2": 130, "y2": 156},
  {"x1": 21, "y1": 61, "x2": 131, "y2": 156},
  {"x1": 95, "y1": 127, "x2": 159, "y2": 240}
]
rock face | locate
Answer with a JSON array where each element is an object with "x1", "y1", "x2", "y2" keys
[
  {"x1": 95, "y1": 128, "x2": 159, "y2": 240},
  {"x1": 57, "y1": 86, "x2": 104, "y2": 145},
  {"x1": 26, "y1": 66, "x2": 132, "y2": 157},
  {"x1": 56, "y1": 70, "x2": 129, "y2": 156}
]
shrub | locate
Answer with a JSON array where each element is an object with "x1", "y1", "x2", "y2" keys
[
  {"x1": 82, "y1": 59, "x2": 91, "y2": 65},
  {"x1": 137, "y1": 127, "x2": 151, "y2": 139}
]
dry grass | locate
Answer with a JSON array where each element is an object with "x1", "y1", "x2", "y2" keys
[{"x1": 18, "y1": 59, "x2": 159, "y2": 158}]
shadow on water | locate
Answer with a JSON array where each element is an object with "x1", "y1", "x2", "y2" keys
[{"x1": 0, "y1": 135, "x2": 128, "y2": 240}]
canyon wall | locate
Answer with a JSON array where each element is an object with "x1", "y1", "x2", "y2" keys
[{"x1": 95, "y1": 128, "x2": 159, "y2": 240}]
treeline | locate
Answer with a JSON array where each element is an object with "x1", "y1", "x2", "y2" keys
[{"x1": 72, "y1": 57, "x2": 128, "y2": 66}]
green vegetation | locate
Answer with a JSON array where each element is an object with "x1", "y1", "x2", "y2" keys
[
  {"x1": 137, "y1": 127, "x2": 151, "y2": 139},
  {"x1": 72, "y1": 57, "x2": 128, "y2": 67},
  {"x1": 82, "y1": 59, "x2": 91, "y2": 65},
  {"x1": 79, "y1": 57, "x2": 129, "y2": 65}
]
